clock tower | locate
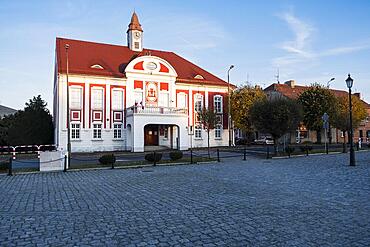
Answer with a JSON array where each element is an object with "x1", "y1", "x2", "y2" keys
[{"x1": 127, "y1": 12, "x2": 143, "y2": 52}]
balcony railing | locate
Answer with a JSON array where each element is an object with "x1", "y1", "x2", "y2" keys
[{"x1": 126, "y1": 105, "x2": 188, "y2": 116}]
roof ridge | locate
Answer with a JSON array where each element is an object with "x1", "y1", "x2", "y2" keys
[{"x1": 56, "y1": 37, "x2": 175, "y2": 54}]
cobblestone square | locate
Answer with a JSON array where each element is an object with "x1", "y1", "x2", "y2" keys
[{"x1": 1, "y1": 152, "x2": 370, "y2": 246}]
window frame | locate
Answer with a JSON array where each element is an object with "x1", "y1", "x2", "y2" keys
[
  {"x1": 93, "y1": 123, "x2": 102, "y2": 139},
  {"x1": 91, "y1": 87, "x2": 104, "y2": 110},
  {"x1": 195, "y1": 125, "x2": 202, "y2": 139},
  {"x1": 113, "y1": 123, "x2": 122, "y2": 139},
  {"x1": 71, "y1": 123, "x2": 81, "y2": 140},
  {"x1": 214, "y1": 95, "x2": 223, "y2": 114}
]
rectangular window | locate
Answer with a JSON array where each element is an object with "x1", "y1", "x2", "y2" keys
[
  {"x1": 195, "y1": 126, "x2": 202, "y2": 139},
  {"x1": 134, "y1": 91, "x2": 143, "y2": 104},
  {"x1": 92, "y1": 88, "x2": 103, "y2": 109},
  {"x1": 93, "y1": 124, "x2": 102, "y2": 139},
  {"x1": 71, "y1": 123, "x2": 80, "y2": 139},
  {"x1": 214, "y1": 95, "x2": 223, "y2": 113},
  {"x1": 113, "y1": 124, "x2": 122, "y2": 139},
  {"x1": 70, "y1": 87, "x2": 82, "y2": 109},
  {"x1": 159, "y1": 92, "x2": 169, "y2": 107},
  {"x1": 177, "y1": 93, "x2": 187, "y2": 108},
  {"x1": 215, "y1": 124, "x2": 222, "y2": 139},
  {"x1": 164, "y1": 128, "x2": 168, "y2": 139},
  {"x1": 112, "y1": 90, "x2": 123, "y2": 110},
  {"x1": 134, "y1": 42, "x2": 139, "y2": 49},
  {"x1": 194, "y1": 94, "x2": 203, "y2": 112}
]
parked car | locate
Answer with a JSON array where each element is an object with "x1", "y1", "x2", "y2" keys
[{"x1": 254, "y1": 137, "x2": 274, "y2": 145}]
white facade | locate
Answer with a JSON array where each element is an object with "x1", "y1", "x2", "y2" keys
[{"x1": 53, "y1": 13, "x2": 231, "y2": 153}]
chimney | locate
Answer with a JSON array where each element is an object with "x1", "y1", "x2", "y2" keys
[{"x1": 284, "y1": 80, "x2": 296, "y2": 88}]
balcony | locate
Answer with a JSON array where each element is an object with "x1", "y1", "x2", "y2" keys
[{"x1": 126, "y1": 105, "x2": 188, "y2": 116}]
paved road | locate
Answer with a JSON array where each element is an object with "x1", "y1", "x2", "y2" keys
[{"x1": 1, "y1": 152, "x2": 369, "y2": 246}]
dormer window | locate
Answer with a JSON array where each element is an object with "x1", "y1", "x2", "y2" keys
[
  {"x1": 90, "y1": 64, "x2": 104, "y2": 69},
  {"x1": 194, "y1": 74, "x2": 204, "y2": 79}
]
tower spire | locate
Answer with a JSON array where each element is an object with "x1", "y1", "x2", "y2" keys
[{"x1": 127, "y1": 11, "x2": 143, "y2": 32}]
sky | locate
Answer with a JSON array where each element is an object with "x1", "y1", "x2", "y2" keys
[{"x1": 1, "y1": 0, "x2": 370, "y2": 110}]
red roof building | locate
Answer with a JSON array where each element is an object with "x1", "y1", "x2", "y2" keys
[
  {"x1": 264, "y1": 80, "x2": 370, "y2": 144},
  {"x1": 54, "y1": 12, "x2": 233, "y2": 153}
]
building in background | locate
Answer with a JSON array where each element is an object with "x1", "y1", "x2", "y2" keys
[
  {"x1": 0, "y1": 104, "x2": 17, "y2": 119},
  {"x1": 264, "y1": 80, "x2": 370, "y2": 144},
  {"x1": 54, "y1": 12, "x2": 232, "y2": 152}
]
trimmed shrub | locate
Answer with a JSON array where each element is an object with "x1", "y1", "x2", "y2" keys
[
  {"x1": 99, "y1": 154, "x2": 116, "y2": 165},
  {"x1": 285, "y1": 146, "x2": 295, "y2": 155},
  {"x1": 300, "y1": 141, "x2": 313, "y2": 152},
  {"x1": 169, "y1": 151, "x2": 183, "y2": 161},
  {"x1": 145, "y1": 152, "x2": 162, "y2": 162}
]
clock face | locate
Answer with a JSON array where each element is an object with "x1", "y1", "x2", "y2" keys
[{"x1": 134, "y1": 32, "x2": 141, "y2": 39}]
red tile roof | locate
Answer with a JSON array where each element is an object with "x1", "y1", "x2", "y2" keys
[
  {"x1": 264, "y1": 83, "x2": 370, "y2": 108},
  {"x1": 56, "y1": 38, "x2": 231, "y2": 87}
]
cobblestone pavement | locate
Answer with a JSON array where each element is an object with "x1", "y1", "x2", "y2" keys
[{"x1": 0, "y1": 152, "x2": 370, "y2": 246}]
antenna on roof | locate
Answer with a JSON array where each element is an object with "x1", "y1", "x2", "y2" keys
[
  {"x1": 275, "y1": 68, "x2": 280, "y2": 84},
  {"x1": 246, "y1": 73, "x2": 249, "y2": 84}
]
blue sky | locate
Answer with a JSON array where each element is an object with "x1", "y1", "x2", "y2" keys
[{"x1": 1, "y1": 0, "x2": 370, "y2": 110}]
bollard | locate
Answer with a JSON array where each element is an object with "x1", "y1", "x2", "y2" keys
[
  {"x1": 153, "y1": 151, "x2": 156, "y2": 166},
  {"x1": 63, "y1": 155, "x2": 67, "y2": 172},
  {"x1": 243, "y1": 147, "x2": 246, "y2": 160},
  {"x1": 326, "y1": 143, "x2": 329, "y2": 154},
  {"x1": 111, "y1": 162, "x2": 114, "y2": 169},
  {"x1": 306, "y1": 144, "x2": 309, "y2": 156},
  {"x1": 217, "y1": 149, "x2": 220, "y2": 162},
  {"x1": 8, "y1": 157, "x2": 13, "y2": 176},
  {"x1": 266, "y1": 146, "x2": 270, "y2": 159},
  {"x1": 356, "y1": 142, "x2": 359, "y2": 151},
  {"x1": 190, "y1": 149, "x2": 193, "y2": 164}
]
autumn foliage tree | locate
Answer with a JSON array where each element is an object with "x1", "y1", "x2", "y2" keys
[
  {"x1": 250, "y1": 97, "x2": 302, "y2": 154},
  {"x1": 332, "y1": 95, "x2": 367, "y2": 150},
  {"x1": 231, "y1": 85, "x2": 266, "y2": 141},
  {"x1": 297, "y1": 84, "x2": 337, "y2": 143}
]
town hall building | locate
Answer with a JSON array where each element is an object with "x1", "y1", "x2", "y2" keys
[{"x1": 53, "y1": 12, "x2": 232, "y2": 152}]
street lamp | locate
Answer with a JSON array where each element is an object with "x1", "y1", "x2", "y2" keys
[
  {"x1": 65, "y1": 44, "x2": 71, "y2": 168},
  {"x1": 345, "y1": 74, "x2": 355, "y2": 166},
  {"x1": 227, "y1": 65, "x2": 234, "y2": 147},
  {"x1": 327, "y1": 77, "x2": 335, "y2": 88}
]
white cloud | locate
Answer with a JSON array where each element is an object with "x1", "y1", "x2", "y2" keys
[{"x1": 273, "y1": 11, "x2": 370, "y2": 76}]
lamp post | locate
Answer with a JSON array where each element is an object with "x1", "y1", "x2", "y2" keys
[
  {"x1": 327, "y1": 77, "x2": 335, "y2": 88},
  {"x1": 345, "y1": 74, "x2": 355, "y2": 166},
  {"x1": 227, "y1": 65, "x2": 234, "y2": 147},
  {"x1": 65, "y1": 44, "x2": 71, "y2": 168}
]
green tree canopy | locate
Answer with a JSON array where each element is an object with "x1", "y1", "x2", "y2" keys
[
  {"x1": 297, "y1": 84, "x2": 337, "y2": 143},
  {"x1": 231, "y1": 84, "x2": 266, "y2": 135},
  {"x1": 3, "y1": 95, "x2": 53, "y2": 146},
  {"x1": 250, "y1": 97, "x2": 302, "y2": 152}
]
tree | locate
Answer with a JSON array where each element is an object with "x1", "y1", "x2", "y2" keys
[
  {"x1": 231, "y1": 84, "x2": 266, "y2": 141},
  {"x1": 332, "y1": 95, "x2": 367, "y2": 151},
  {"x1": 198, "y1": 107, "x2": 217, "y2": 158},
  {"x1": 5, "y1": 95, "x2": 54, "y2": 145},
  {"x1": 297, "y1": 84, "x2": 337, "y2": 143},
  {"x1": 250, "y1": 97, "x2": 302, "y2": 154}
]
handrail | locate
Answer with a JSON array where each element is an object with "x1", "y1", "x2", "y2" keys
[{"x1": 126, "y1": 105, "x2": 188, "y2": 115}]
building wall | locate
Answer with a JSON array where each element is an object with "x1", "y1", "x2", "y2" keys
[{"x1": 54, "y1": 55, "x2": 230, "y2": 152}]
